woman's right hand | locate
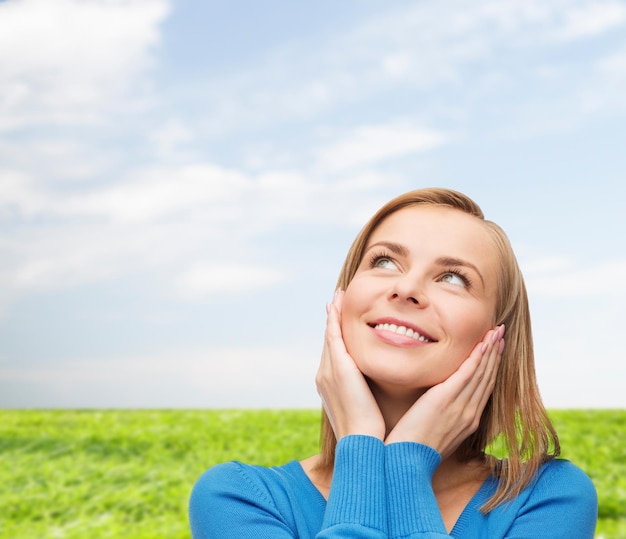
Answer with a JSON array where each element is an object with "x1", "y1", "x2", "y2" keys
[
  {"x1": 385, "y1": 324, "x2": 505, "y2": 459},
  {"x1": 315, "y1": 290, "x2": 386, "y2": 441}
]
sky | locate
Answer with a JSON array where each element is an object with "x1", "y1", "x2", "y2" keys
[{"x1": 1, "y1": 0, "x2": 625, "y2": 409}]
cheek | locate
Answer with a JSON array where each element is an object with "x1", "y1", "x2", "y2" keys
[
  {"x1": 435, "y1": 317, "x2": 491, "y2": 384},
  {"x1": 454, "y1": 310, "x2": 494, "y2": 351},
  {"x1": 339, "y1": 279, "x2": 367, "y2": 327},
  {"x1": 438, "y1": 295, "x2": 494, "y2": 346}
]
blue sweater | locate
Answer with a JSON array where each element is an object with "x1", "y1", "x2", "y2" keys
[{"x1": 189, "y1": 435, "x2": 597, "y2": 538}]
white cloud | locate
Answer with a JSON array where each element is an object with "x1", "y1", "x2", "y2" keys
[
  {"x1": 534, "y1": 310, "x2": 626, "y2": 408},
  {"x1": 0, "y1": 345, "x2": 321, "y2": 407},
  {"x1": 521, "y1": 255, "x2": 572, "y2": 275},
  {"x1": 3, "y1": 223, "x2": 171, "y2": 294},
  {"x1": 187, "y1": 0, "x2": 626, "y2": 142},
  {"x1": 316, "y1": 123, "x2": 447, "y2": 171},
  {"x1": 552, "y1": 1, "x2": 626, "y2": 42},
  {"x1": 0, "y1": 135, "x2": 118, "y2": 184},
  {"x1": 0, "y1": 0, "x2": 169, "y2": 131},
  {"x1": 597, "y1": 46, "x2": 626, "y2": 73},
  {"x1": 0, "y1": 163, "x2": 251, "y2": 223},
  {"x1": 536, "y1": 352, "x2": 626, "y2": 408},
  {"x1": 173, "y1": 263, "x2": 287, "y2": 300},
  {"x1": 525, "y1": 258, "x2": 626, "y2": 297},
  {"x1": 62, "y1": 164, "x2": 251, "y2": 223},
  {"x1": 0, "y1": 169, "x2": 45, "y2": 217},
  {"x1": 382, "y1": 53, "x2": 413, "y2": 78},
  {"x1": 0, "y1": 161, "x2": 394, "y2": 226},
  {"x1": 0, "y1": 161, "x2": 399, "y2": 310},
  {"x1": 150, "y1": 119, "x2": 195, "y2": 160}
]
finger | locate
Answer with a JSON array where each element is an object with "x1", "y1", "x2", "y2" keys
[
  {"x1": 463, "y1": 325, "x2": 505, "y2": 416},
  {"x1": 319, "y1": 292, "x2": 363, "y2": 391},
  {"x1": 472, "y1": 324, "x2": 504, "y2": 386},
  {"x1": 332, "y1": 288, "x2": 344, "y2": 323},
  {"x1": 478, "y1": 324, "x2": 505, "y2": 391},
  {"x1": 475, "y1": 328, "x2": 505, "y2": 404},
  {"x1": 325, "y1": 300, "x2": 349, "y2": 357},
  {"x1": 440, "y1": 335, "x2": 491, "y2": 400},
  {"x1": 433, "y1": 328, "x2": 503, "y2": 449},
  {"x1": 317, "y1": 299, "x2": 343, "y2": 384},
  {"x1": 442, "y1": 325, "x2": 503, "y2": 408}
]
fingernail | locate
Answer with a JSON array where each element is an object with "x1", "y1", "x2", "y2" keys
[
  {"x1": 325, "y1": 303, "x2": 330, "y2": 314},
  {"x1": 499, "y1": 339, "x2": 505, "y2": 354},
  {"x1": 492, "y1": 324, "x2": 504, "y2": 342},
  {"x1": 481, "y1": 342, "x2": 488, "y2": 354}
]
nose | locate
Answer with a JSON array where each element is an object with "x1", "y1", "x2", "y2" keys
[{"x1": 388, "y1": 274, "x2": 428, "y2": 307}]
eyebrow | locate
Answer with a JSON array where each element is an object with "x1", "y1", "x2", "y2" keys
[
  {"x1": 366, "y1": 241, "x2": 409, "y2": 257},
  {"x1": 365, "y1": 241, "x2": 485, "y2": 287}
]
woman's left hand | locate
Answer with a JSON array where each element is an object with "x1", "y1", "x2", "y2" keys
[{"x1": 385, "y1": 324, "x2": 505, "y2": 459}]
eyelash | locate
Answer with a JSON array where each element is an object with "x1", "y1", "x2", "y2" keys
[
  {"x1": 367, "y1": 251, "x2": 473, "y2": 288},
  {"x1": 443, "y1": 267, "x2": 472, "y2": 288},
  {"x1": 368, "y1": 250, "x2": 394, "y2": 268}
]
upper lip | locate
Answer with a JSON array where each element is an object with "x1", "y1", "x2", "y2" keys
[{"x1": 367, "y1": 317, "x2": 437, "y2": 342}]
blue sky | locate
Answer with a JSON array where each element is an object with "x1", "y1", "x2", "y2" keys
[{"x1": 1, "y1": 0, "x2": 625, "y2": 408}]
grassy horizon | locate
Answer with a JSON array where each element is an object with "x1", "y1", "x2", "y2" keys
[{"x1": 1, "y1": 409, "x2": 624, "y2": 538}]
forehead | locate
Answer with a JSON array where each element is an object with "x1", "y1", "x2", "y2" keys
[{"x1": 368, "y1": 205, "x2": 498, "y2": 267}]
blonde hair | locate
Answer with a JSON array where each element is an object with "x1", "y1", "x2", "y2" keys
[{"x1": 316, "y1": 187, "x2": 559, "y2": 511}]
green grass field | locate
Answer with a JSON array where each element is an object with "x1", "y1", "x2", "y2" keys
[{"x1": 0, "y1": 409, "x2": 624, "y2": 538}]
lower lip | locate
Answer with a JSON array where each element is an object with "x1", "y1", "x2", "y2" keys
[{"x1": 370, "y1": 326, "x2": 431, "y2": 347}]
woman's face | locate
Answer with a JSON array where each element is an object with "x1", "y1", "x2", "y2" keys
[{"x1": 341, "y1": 205, "x2": 499, "y2": 393}]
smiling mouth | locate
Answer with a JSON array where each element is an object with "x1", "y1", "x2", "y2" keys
[{"x1": 369, "y1": 322, "x2": 434, "y2": 342}]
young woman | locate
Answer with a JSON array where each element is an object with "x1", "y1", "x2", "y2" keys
[{"x1": 189, "y1": 188, "x2": 598, "y2": 538}]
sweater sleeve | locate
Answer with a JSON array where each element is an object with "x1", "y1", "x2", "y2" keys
[
  {"x1": 317, "y1": 435, "x2": 387, "y2": 538},
  {"x1": 502, "y1": 459, "x2": 598, "y2": 539},
  {"x1": 385, "y1": 442, "x2": 451, "y2": 539}
]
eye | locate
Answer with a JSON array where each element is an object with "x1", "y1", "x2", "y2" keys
[
  {"x1": 440, "y1": 270, "x2": 471, "y2": 288},
  {"x1": 369, "y1": 253, "x2": 398, "y2": 270},
  {"x1": 375, "y1": 257, "x2": 398, "y2": 269}
]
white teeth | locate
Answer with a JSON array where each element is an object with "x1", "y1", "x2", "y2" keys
[{"x1": 373, "y1": 323, "x2": 431, "y2": 342}]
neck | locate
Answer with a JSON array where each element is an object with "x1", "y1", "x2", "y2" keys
[
  {"x1": 367, "y1": 378, "x2": 426, "y2": 437},
  {"x1": 367, "y1": 379, "x2": 489, "y2": 490}
]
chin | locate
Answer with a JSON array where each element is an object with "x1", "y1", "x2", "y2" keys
[
  {"x1": 360, "y1": 366, "x2": 435, "y2": 393},
  {"x1": 356, "y1": 356, "x2": 458, "y2": 394}
]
